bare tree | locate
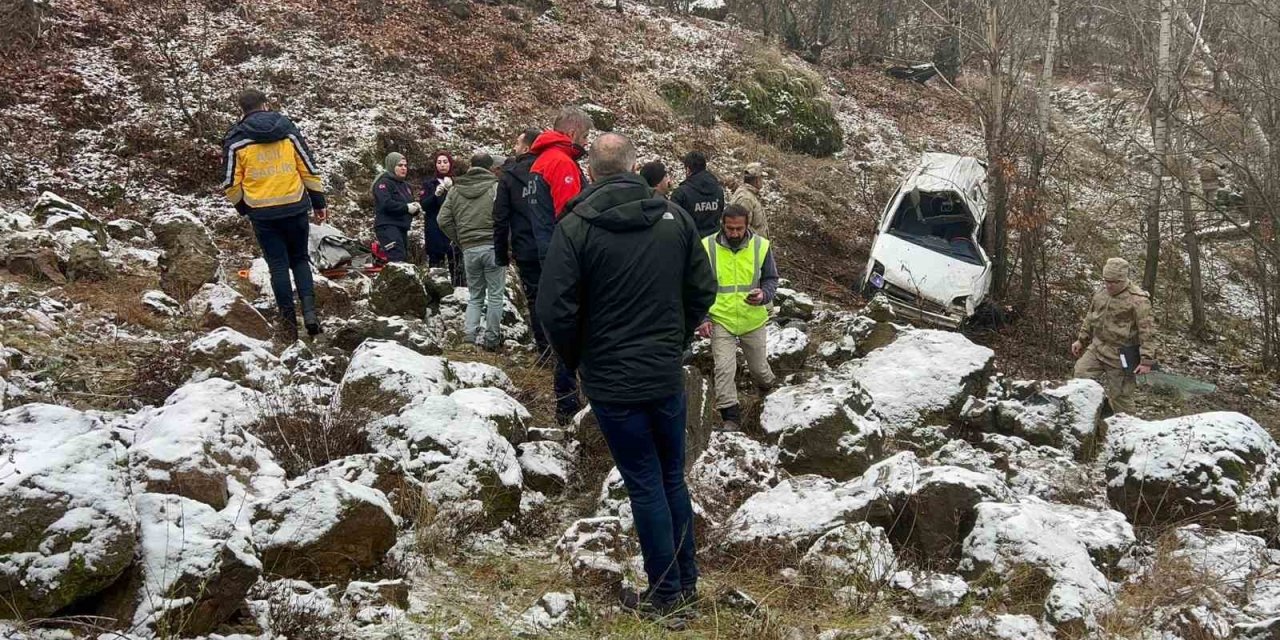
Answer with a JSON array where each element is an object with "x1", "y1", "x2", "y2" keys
[{"x1": 1143, "y1": 0, "x2": 1174, "y2": 293}]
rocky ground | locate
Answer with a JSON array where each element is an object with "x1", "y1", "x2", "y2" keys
[{"x1": 2, "y1": 0, "x2": 1280, "y2": 638}]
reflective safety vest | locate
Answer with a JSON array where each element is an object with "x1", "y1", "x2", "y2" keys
[{"x1": 704, "y1": 234, "x2": 771, "y2": 336}]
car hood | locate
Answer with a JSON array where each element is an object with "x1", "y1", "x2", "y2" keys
[{"x1": 873, "y1": 233, "x2": 987, "y2": 306}]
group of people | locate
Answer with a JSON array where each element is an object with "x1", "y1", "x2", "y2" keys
[{"x1": 221, "y1": 90, "x2": 1157, "y2": 624}]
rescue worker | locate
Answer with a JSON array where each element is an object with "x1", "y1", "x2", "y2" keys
[
  {"x1": 221, "y1": 88, "x2": 327, "y2": 341},
  {"x1": 671, "y1": 150, "x2": 725, "y2": 237},
  {"x1": 640, "y1": 160, "x2": 672, "y2": 197},
  {"x1": 537, "y1": 132, "x2": 717, "y2": 620},
  {"x1": 372, "y1": 152, "x2": 421, "y2": 263},
  {"x1": 728, "y1": 162, "x2": 768, "y2": 237},
  {"x1": 1071, "y1": 257, "x2": 1156, "y2": 415},
  {"x1": 697, "y1": 204, "x2": 779, "y2": 431},
  {"x1": 494, "y1": 127, "x2": 551, "y2": 358}
]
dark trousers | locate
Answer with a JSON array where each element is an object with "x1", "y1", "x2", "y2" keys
[
  {"x1": 376, "y1": 225, "x2": 409, "y2": 262},
  {"x1": 593, "y1": 392, "x2": 697, "y2": 602},
  {"x1": 251, "y1": 213, "x2": 314, "y2": 316},
  {"x1": 517, "y1": 258, "x2": 578, "y2": 416},
  {"x1": 429, "y1": 244, "x2": 465, "y2": 286}
]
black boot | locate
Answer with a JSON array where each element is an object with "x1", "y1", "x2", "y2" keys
[
  {"x1": 277, "y1": 312, "x2": 299, "y2": 343},
  {"x1": 717, "y1": 405, "x2": 741, "y2": 432},
  {"x1": 301, "y1": 295, "x2": 321, "y2": 336}
]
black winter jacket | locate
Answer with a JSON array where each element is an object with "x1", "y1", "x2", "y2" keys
[
  {"x1": 536, "y1": 173, "x2": 718, "y2": 404},
  {"x1": 494, "y1": 153, "x2": 554, "y2": 266},
  {"x1": 671, "y1": 169, "x2": 725, "y2": 237},
  {"x1": 372, "y1": 173, "x2": 415, "y2": 229}
]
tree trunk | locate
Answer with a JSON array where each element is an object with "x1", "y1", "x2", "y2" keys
[
  {"x1": 983, "y1": 0, "x2": 1010, "y2": 299},
  {"x1": 1144, "y1": 0, "x2": 1174, "y2": 294},
  {"x1": 1020, "y1": 0, "x2": 1059, "y2": 306},
  {"x1": 1182, "y1": 173, "x2": 1206, "y2": 337}
]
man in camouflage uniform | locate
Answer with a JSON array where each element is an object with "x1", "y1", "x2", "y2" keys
[
  {"x1": 1071, "y1": 257, "x2": 1156, "y2": 414},
  {"x1": 728, "y1": 162, "x2": 768, "y2": 237}
]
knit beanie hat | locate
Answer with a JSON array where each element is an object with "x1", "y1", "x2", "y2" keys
[
  {"x1": 384, "y1": 152, "x2": 405, "y2": 176},
  {"x1": 640, "y1": 160, "x2": 667, "y2": 188},
  {"x1": 1102, "y1": 257, "x2": 1130, "y2": 283}
]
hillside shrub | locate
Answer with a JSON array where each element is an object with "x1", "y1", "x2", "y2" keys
[{"x1": 719, "y1": 48, "x2": 844, "y2": 157}]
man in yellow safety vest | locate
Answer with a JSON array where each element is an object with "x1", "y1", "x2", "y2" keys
[{"x1": 696, "y1": 204, "x2": 780, "y2": 431}]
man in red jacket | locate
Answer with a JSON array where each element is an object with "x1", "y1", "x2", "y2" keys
[
  {"x1": 530, "y1": 107, "x2": 592, "y2": 219},
  {"x1": 528, "y1": 106, "x2": 593, "y2": 424}
]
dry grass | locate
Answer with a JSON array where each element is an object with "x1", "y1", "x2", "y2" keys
[
  {"x1": 246, "y1": 386, "x2": 373, "y2": 478},
  {"x1": 623, "y1": 83, "x2": 675, "y2": 133},
  {"x1": 62, "y1": 275, "x2": 168, "y2": 331}
]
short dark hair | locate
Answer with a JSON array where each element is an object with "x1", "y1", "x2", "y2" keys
[
  {"x1": 519, "y1": 127, "x2": 541, "y2": 147},
  {"x1": 682, "y1": 150, "x2": 707, "y2": 174},
  {"x1": 470, "y1": 152, "x2": 494, "y2": 170},
  {"x1": 722, "y1": 203, "x2": 750, "y2": 220},
  {"x1": 237, "y1": 89, "x2": 268, "y2": 114},
  {"x1": 639, "y1": 160, "x2": 667, "y2": 188}
]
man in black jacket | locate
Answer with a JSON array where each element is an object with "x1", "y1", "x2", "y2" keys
[
  {"x1": 538, "y1": 133, "x2": 717, "y2": 617},
  {"x1": 494, "y1": 127, "x2": 547, "y2": 348},
  {"x1": 670, "y1": 150, "x2": 725, "y2": 237}
]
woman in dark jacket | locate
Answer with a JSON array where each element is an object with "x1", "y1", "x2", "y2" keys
[
  {"x1": 372, "y1": 152, "x2": 419, "y2": 262},
  {"x1": 420, "y1": 150, "x2": 464, "y2": 284}
]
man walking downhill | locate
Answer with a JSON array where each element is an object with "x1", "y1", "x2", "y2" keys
[
  {"x1": 529, "y1": 107, "x2": 594, "y2": 424},
  {"x1": 728, "y1": 162, "x2": 769, "y2": 237},
  {"x1": 698, "y1": 204, "x2": 779, "y2": 431},
  {"x1": 439, "y1": 152, "x2": 504, "y2": 351},
  {"x1": 671, "y1": 150, "x2": 725, "y2": 238},
  {"x1": 538, "y1": 133, "x2": 717, "y2": 622},
  {"x1": 1072, "y1": 257, "x2": 1157, "y2": 415},
  {"x1": 494, "y1": 127, "x2": 553, "y2": 360},
  {"x1": 221, "y1": 89, "x2": 327, "y2": 341}
]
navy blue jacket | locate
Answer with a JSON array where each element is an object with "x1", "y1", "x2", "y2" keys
[
  {"x1": 372, "y1": 173, "x2": 415, "y2": 229},
  {"x1": 494, "y1": 153, "x2": 555, "y2": 266}
]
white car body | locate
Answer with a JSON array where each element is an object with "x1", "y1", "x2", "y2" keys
[{"x1": 862, "y1": 153, "x2": 991, "y2": 328}]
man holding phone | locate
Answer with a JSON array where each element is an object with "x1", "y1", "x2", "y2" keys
[{"x1": 697, "y1": 204, "x2": 779, "y2": 431}]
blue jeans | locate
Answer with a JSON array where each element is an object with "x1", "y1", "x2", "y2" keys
[
  {"x1": 592, "y1": 393, "x2": 697, "y2": 602},
  {"x1": 251, "y1": 213, "x2": 314, "y2": 316},
  {"x1": 462, "y1": 246, "x2": 506, "y2": 346}
]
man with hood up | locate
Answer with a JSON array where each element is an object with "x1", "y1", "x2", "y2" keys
[
  {"x1": 537, "y1": 133, "x2": 717, "y2": 621},
  {"x1": 671, "y1": 150, "x2": 725, "y2": 237},
  {"x1": 439, "y1": 152, "x2": 503, "y2": 351},
  {"x1": 221, "y1": 88, "x2": 328, "y2": 341},
  {"x1": 1072, "y1": 257, "x2": 1157, "y2": 415}
]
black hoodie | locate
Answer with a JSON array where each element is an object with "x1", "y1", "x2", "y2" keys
[
  {"x1": 537, "y1": 173, "x2": 718, "y2": 404},
  {"x1": 671, "y1": 169, "x2": 725, "y2": 237}
]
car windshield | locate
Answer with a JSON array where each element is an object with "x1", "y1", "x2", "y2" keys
[{"x1": 886, "y1": 190, "x2": 984, "y2": 266}]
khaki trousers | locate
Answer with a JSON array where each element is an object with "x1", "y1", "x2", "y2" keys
[
  {"x1": 711, "y1": 323, "x2": 775, "y2": 410},
  {"x1": 1073, "y1": 346, "x2": 1137, "y2": 414}
]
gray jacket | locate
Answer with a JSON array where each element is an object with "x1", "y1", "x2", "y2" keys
[{"x1": 438, "y1": 168, "x2": 499, "y2": 250}]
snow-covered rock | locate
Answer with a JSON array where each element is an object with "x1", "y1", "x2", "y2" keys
[
  {"x1": 687, "y1": 432, "x2": 780, "y2": 523},
  {"x1": 437, "y1": 284, "x2": 532, "y2": 345},
  {"x1": 947, "y1": 614, "x2": 1055, "y2": 640},
  {"x1": 518, "y1": 441, "x2": 573, "y2": 494},
  {"x1": 722, "y1": 475, "x2": 878, "y2": 553},
  {"x1": 125, "y1": 378, "x2": 285, "y2": 509},
  {"x1": 31, "y1": 191, "x2": 107, "y2": 246},
  {"x1": 106, "y1": 218, "x2": 149, "y2": 244},
  {"x1": 800, "y1": 522, "x2": 897, "y2": 587},
  {"x1": 889, "y1": 570, "x2": 968, "y2": 613},
  {"x1": 959, "y1": 498, "x2": 1135, "y2": 630},
  {"x1": 774, "y1": 287, "x2": 815, "y2": 321},
  {"x1": 328, "y1": 311, "x2": 445, "y2": 356},
  {"x1": 370, "y1": 263, "x2": 430, "y2": 319},
  {"x1": 555, "y1": 517, "x2": 628, "y2": 589},
  {"x1": 761, "y1": 376, "x2": 883, "y2": 480},
  {"x1": 253, "y1": 477, "x2": 397, "y2": 581},
  {"x1": 451, "y1": 386, "x2": 529, "y2": 445},
  {"x1": 307, "y1": 453, "x2": 422, "y2": 521},
  {"x1": 141, "y1": 289, "x2": 182, "y2": 316},
  {"x1": 975, "y1": 434, "x2": 1105, "y2": 508},
  {"x1": 514, "y1": 591, "x2": 577, "y2": 636},
  {"x1": 962, "y1": 378, "x2": 1106, "y2": 458},
  {"x1": 1171, "y1": 525, "x2": 1273, "y2": 604},
  {"x1": 95, "y1": 493, "x2": 260, "y2": 635},
  {"x1": 0, "y1": 405, "x2": 136, "y2": 618},
  {"x1": 767, "y1": 324, "x2": 810, "y2": 374},
  {"x1": 335, "y1": 339, "x2": 457, "y2": 416},
  {"x1": 844, "y1": 329, "x2": 993, "y2": 432},
  {"x1": 151, "y1": 209, "x2": 220, "y2": 302},
  {"x1": 186, "y1": 327, "x2": 286, "y2": 391},
  {"x1": 1104, "y1": 411, "x2": 1279, "y2": 532},
  {"x1": 188, "y1": 282, "x2": 272, "y2": 341}
]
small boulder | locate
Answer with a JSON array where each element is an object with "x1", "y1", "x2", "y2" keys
[
  {"x1": 342, "y1": 578, "x2": 411, "y2": 610},
  {"x1": 962, "y1": 378, "x2": 1106, "y2": 459},
  {"x1": 0, "y1": 405, "x2": 136, "y2": 619},
  {"x1": 188, "y1": 282, "x2": 272, "y2": 340},
  {"x1": 888, "y1": 571, "x2": 969, "y2": 613},
  {"x1": 370, "y1": 263, "x2": 429, "y2": 319},
  {"x1": 688, "y1": 432, "x2": 780, "y2": 523},
  {"x1": 761, "y1": 377, "x2": 883, "y2": 481},
  {"x1": 152, "y1": 210, "x2": 221, "y2": 302},
  {"x1": 253, "y1": 478, "x2": 397, "y2": 581},
  {"x1": 106, "y1": 218, "x2": 149, "y2": 244},
  {"x1": 774, "y1": 287, "x2": 815, "y2": 321},
  {"x1": 334, "y1": 339, "x2": 456, "y2": 417},
  {"x1": 844, "y1": 329, "x2": 993, "y2": 433},
  {"x1": 451, "y1": 386, "x2": 530, "y2": 445},
  {"x1": 186, "y1": 327, "x2": 286, "y2": 391},
  {"x1": 555, "y1": 517, "x2": 628, "y2": 590},
  {"x1": 767, "y1": 324, "x2": 810, "y2": 374},
  {"x1": 141, "y1": 289, "x2": 183, "y2": 316},
  {"x1": 95, "y1": 493, "x2": 260, "y2": 635},
  {"x1": 518, "y1": 441, "x2": 573, "y2": 494},
  {"x1": 7, "y1": 247, "x2": 66, "y2": 284},
  {"x1": 308, "y1": 453, "x2": 422, "y2": 521},
  {"x1": 800, "y1": 522, "x2": 897, "y2": 587},
  {"x1": 63, "y1": 234, "x2": 111, "y2": 281},
  {"x1": 327, "y1": 312, "x2": 445, "y2": 356},
  {"x1": 514, "y1": 591, "x2": 577, "y2": 637},
  {"x1": 1104, "y1": 411, "x2": 1279, "y2": 532},
  {"x1": 580, "y1": 103, "x2": 616, "y2": 131},
  {"x1": 31, "y1": 191, "x2": 108, "y2": 246},
  {"x1": 722, "y1": 475, "x2": 880, "y2": 554},
  {"x1": 947, "y1": 614, "x2": 1055, "y2": 640}
]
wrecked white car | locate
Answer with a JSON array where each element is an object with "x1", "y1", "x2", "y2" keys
[{"x1": 861, "y1": 153, "x2": 991, "y2": 328}]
